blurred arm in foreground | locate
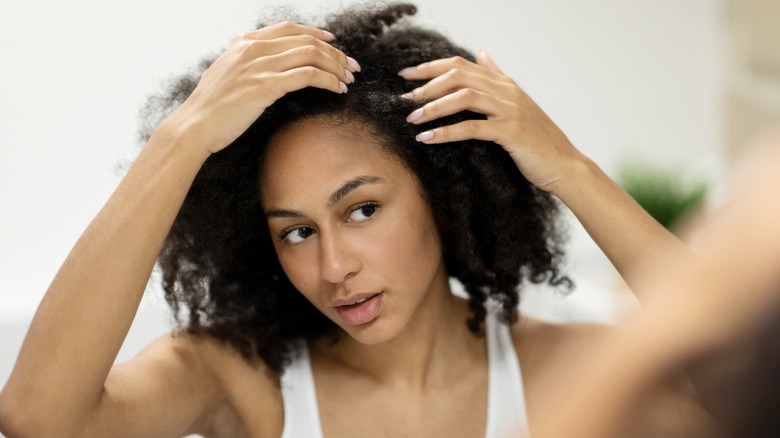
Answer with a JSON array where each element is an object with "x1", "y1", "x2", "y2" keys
[{"x1": 533, "y1": 134, "x2": 780, "y2": 438}]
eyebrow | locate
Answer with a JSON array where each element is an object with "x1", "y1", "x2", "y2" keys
[
  {"x1": 327, "y1": 175, "x2": 385, "y2": 207},
  {"x1": 264, "y1": 175, "x2": 386, "y2": 219}
]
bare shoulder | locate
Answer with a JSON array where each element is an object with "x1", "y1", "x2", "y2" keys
[
  {"x1": 510, "y1": 318, "x2": 717, "y2": 437},
  {"x1": 189, "y1": 331, "x2": 285, "y2": 423},
  {"x1": 84, "y1": 331, "x2": 283, "y2": 438},
  {"x1": 509, "y1": 316, "x2": 611, "y2": 380},
  {"x1": 160, "y1": 330, "x2": 285, "y2": 438}
]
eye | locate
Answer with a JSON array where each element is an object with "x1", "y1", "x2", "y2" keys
[
  {"x1": 280, "y1": 226, "x2": 315, "y2": 244},
  {"x1": 347, "y1": 202, "x2": 379, "y2": 222}
]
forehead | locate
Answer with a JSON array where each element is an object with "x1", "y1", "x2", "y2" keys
[{"x1": 258, "y1": 116, "x2": 409, "y2": 207}]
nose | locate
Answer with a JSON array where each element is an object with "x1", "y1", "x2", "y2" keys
[{"x1": 319, "y1": 229, "x2": 362, "y2": 284}]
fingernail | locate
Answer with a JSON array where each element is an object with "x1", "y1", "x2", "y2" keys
[
  {"x1": 339, "y1": 81, "x2": 348, "y2": 93},
  {"x1": 322, "y1": 30, "x2": 336, "y2": 40},
  {"x1": 400, "y1": 92, "x2": 413, "y2": 99},
  {"x1": 347, "y1": 57, "x2": 361, "y2": 72},
  {"x1": 345, "y1": 69, "x2": 355, "y2": 83},
  {"x1": 406, "y1": 108, "x2": 424, "y2": 123},
  {"x1": 398, "y1": 66, "x2": 417, "y2": 76},
  {"x1": 416, "y1": 131, "x2": 434, "y2": 142}
]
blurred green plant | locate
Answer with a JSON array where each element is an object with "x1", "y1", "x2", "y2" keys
[{"x1": 618, "y1": 163, "x2": 709, "y2": 230}]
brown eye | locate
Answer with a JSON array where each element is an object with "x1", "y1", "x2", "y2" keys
[
  {"x1": 281, "y1": 226, "x2": 315, "y2": 244},
  {"x1": 347, "y1": 203, "x2": 379, "y2": 222}
]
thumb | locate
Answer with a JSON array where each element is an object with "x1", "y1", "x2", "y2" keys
[{"x1": 477, "y1": 51, "x2": 503, "y2": 73}]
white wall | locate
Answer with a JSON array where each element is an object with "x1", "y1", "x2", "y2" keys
[{"x1": 0, "y1": 0, "x2": 725, "y2": 388}]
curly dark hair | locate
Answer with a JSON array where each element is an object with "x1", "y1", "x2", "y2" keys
[{"x1": 139, "y1": 2, "x2": 571, "y2": 376}]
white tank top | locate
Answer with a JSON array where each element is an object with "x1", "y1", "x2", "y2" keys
[{"x1": 280, "y1": 311, "x2": 530, "y2": 437}]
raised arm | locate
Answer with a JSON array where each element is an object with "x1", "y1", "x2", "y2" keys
[
  {"x1": 0, "y1": 22, "x2": 358, "y2": 437},
  {"x1": 398, "y1": 52, "x2": 689, "y2": 301}
]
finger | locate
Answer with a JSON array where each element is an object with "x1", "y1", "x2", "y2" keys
[
  {"x1": 477, "y1": 51, "x2": 503, "y2": 74},
  {"x1": 274, "y1": 66, "x2": 348, "y2": 95},
  {"x1": 259, "y1": 45, "x2": 356, "y2": 85},
  {"x1": 237, "y1": 36, "x2": 360, "y2": 76},
  {"x1": 398, "y1": 55, "x2": 503, "y2": 82},
  {"x1": 243, "y1": 21, "x2": 336, "y2": 43},
  {"x1": 414, "y1": 120, "x2": 500, "y2": 144},
  {"x1": 246, "y1": 35, "x2": 360, "y2": 73},
  {"x1": 237, "y1": 23, "x2": 361, "y2": 73},
  {"x1": 402, "y1": 66, "x2": 509, "y2": 102},
  {"x1": 406, "y1": 88, "x2": 505, "y2": 125}
]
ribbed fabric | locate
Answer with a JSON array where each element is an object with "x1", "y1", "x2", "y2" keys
[{"x1": 280, "y1": 311, "x2": 530, "y2": 437}]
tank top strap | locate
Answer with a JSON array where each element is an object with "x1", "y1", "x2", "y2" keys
[
  {"x1": 280, "y1": 311, "x2": 531, "y2": 438},
  {"x1": 485, "y1": 310, "x2": 531, "y2": 438},
  {"x1": 280, "y1": 340, "x2": 324, "y2": 438}
]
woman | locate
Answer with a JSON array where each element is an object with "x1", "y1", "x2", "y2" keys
[{"x1": 0, "y1": 3, "x2": 705, "y2": 437}]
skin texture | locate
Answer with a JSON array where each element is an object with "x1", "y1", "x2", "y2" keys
[
  {"x1": 0, "y1": 4, "x2": 703, "y2": 438},
  {"x1": 260, "y1": 117, "x2": 448, "y2": 346}
]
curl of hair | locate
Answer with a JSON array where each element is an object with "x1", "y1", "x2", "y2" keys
[{"x1": 139, "y1": 2, "x2": 572, "y2": 376}]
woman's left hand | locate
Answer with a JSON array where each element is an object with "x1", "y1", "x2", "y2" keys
[
  {"x1": 399, "y1": 53, "x2": 583, "y2": 193},
  {"x1": 401, "y1": 53, "x2": 698, "y2": 303}
]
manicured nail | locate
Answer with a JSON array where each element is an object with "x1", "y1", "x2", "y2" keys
[
  {"x1": 398, "y1": 66, "x2": 417, "y2": 76},
  {"x1": 406, "y1": 108, "x2": 424, "y2": 123},
  {"x1": 345, "y1": 69, "x2": 355, "y2": 83},
  {"x1": 416, "y1": 131, "x2": 434, "y2": 142},
  {"x1": 322, "y1": 30, "x2": 336, "y2": 40},
  {"x1": 347, "y1": 57, "x2": 361, "y2": 72},
  {"x1": 339, "y1": 81, "x2": 348, "y2": 93}
]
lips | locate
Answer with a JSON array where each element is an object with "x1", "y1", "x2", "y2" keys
[
  {"x1": 332, "y1": 291, "x2": 382, "y2": 307},
  {"x1": 333, "y1": 292, "x2": 384, "y2": 326}
]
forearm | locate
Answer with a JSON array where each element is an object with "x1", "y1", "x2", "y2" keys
[
  {"x1": 0, "y1": 123, "x2": 209, "y2": 434},
  {"x1": 552, "y1": 154, "x2": 691, "y2": 301}
]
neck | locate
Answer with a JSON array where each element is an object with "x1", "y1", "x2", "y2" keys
[{"x1": 312, "y1": 275, "x2": 485, "y2": 390}]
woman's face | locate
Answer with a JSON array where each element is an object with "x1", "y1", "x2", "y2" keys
[{"x1": 259, "y1": 116, "x2": 449, "y2": 345}]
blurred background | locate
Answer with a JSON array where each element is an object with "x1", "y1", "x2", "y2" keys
[{"x1": 1, "y1": 0, "x2": 779, "y2": 391}]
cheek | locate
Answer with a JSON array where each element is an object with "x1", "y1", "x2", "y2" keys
[
  {"x1": 408, "y1": 214, "x2": 442, "y2": 272},
  {"x1": 276, "y1": 248, "x2": 320, "y2": 302},
  {"x1": 371, "y1": 201, "x2": 442, "y2": 278}
]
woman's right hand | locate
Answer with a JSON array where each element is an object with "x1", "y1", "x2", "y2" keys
[
  {"x1": 0, "y1": 21, "x2": 360, "y2": 438},
  {"x1": 162, "y1": 22, "x2": 360, "y2": 155}
]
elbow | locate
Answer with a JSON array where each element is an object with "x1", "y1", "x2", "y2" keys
[
  {"x1": 0, "y1": 390, "x2": 28, "y2": 438},
  {"x1": 0, "y1": 389, "x2": 78, "y2": 438},
  {"x1": 0, "y1": 393, "x2": 38, "y2": 438},
  {"x1": 0, "y1": 409, "x2": 68, "y2": 438}
]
